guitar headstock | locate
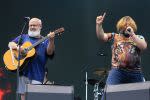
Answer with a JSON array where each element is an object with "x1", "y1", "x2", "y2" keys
[{"x1": 54, "y1": 27, "x2": 65, "y2": 35}]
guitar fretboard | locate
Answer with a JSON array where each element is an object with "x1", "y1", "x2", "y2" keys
[
  {"x1": 28, "y1": 35, "x2": 49, "y2": 50},
  {"x1": 26, "y1": 27, "x2": 64, "y2": 51}
]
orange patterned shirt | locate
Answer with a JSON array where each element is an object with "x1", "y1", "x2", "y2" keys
[{"x1": 110, "y1": 33, "x2": 143, "y2": 70}]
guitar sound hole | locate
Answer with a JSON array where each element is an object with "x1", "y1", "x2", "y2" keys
[{"x1": 14, "y1": 53, "x2": 27, "y2": 61}]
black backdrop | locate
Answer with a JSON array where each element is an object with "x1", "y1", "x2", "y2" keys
[{"x1": 0, "y1": 0, "x2": 150, "y2": 100}]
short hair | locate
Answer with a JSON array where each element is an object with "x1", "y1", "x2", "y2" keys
[
  {"x1": 29, "y1": 17, "x2": 42, "y2": 27},
  {"x1": 116, "y1": 16, "x2": 137, "y2": 33}
]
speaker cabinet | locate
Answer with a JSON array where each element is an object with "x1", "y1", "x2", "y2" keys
[
  {"x1": 25, "y1": 84, "x2": 74, "y2": 100},
  {"x1": 105, "y1": 81, "x2": 150, "y2": 100}
]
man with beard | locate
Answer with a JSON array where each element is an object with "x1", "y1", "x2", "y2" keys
[
  {"x1": 96, "y1": 13, "x2": 147, "y2": 100},
  {"x1": 8, "y1": 18, "x2": 55, "y2": 100}
]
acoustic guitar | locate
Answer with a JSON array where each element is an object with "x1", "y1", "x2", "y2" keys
[{"x1": 3, "y1": 27, "x2": 64, "y2": 71}]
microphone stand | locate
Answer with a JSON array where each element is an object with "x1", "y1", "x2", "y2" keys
[
  {"x1": 16, "y1": 19, "x2": 28, "y2": 100},
  {"x1": 85, "y1": 72, "x2": 88, "y2": 100},
  {"x1": 80, "y1": 64, "x2": 90, "y2": 100}
]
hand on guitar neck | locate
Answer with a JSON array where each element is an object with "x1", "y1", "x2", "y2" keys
[{"x1": 48, "y1": 32, "x2": 55, "y2": 39}]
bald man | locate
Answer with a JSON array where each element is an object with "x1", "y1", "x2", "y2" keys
[{"x1": 8, "y1": 18, "x2": 55, "y2": 100}]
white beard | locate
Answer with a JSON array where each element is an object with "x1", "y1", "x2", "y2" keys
[{"x1": 28, "y1": 30, "x2": 41, "y2": 37}]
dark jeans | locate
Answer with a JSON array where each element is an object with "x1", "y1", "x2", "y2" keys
[{"x1": 101, "y1": 68, "x2": 145, "y2": 100}]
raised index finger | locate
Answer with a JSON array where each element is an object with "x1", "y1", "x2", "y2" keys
[{"x1": 102, "y1": 12, "x2": 106, "y2": 19}]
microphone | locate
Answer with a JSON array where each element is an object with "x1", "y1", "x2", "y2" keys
[
  {"x1": 24, "y1": 17, "x2": 30, "y2": 21},
  {"x1": 127, "y1": 28, "x2": 131, "y2": 32},
  {"x1": 122, "y1": 27, "x2": 131, "y2": 38}
]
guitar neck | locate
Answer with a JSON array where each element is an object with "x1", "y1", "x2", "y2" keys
[
  {"x1": 28, "y1": 35, "x2": 49, "y2": 50},
  {"x1": 27, "y1": 27, "x2": 64, "y2": 51}
]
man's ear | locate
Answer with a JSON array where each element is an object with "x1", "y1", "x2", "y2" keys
[{"x1": 40, "y1": 25, "x2": 42, "y2": 29}]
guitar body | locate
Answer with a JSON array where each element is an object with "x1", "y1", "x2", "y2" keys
[{"x1": 3, "y1": 41, "x2": 35, "y2": 71}]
